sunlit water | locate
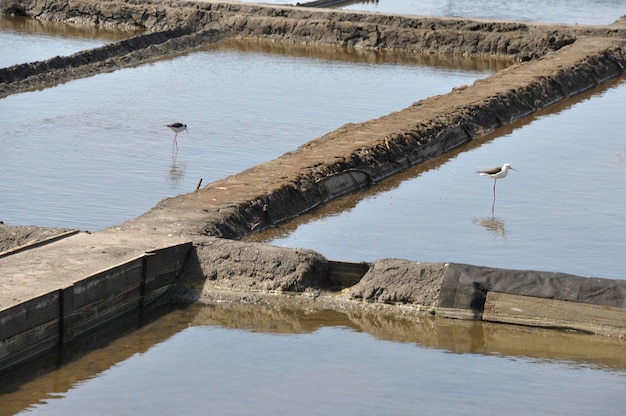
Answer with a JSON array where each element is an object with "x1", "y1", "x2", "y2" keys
[
  {"x1": 239, "y1": 0, "x2": 626, "y2": 25},
  {"x1": 0, "y1": 16, "x2": 131, "y2": 68},
  {"x1": 2, "y1": 303, "x2": 625, "y2": 416},
  {"x1": 335, "y1": 0, "x2": 626, "y2": 25},
  {"x1": 0, "y1": 40, "x2": 496, "y2": 230}
]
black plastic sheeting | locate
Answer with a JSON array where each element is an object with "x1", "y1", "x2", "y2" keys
[{"x1": 439, "y1": 263, "x2": 626, "y2": 312}]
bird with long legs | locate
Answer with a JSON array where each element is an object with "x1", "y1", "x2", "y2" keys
[
  {"x1": 166, "y1": 123, "x2": 188, "y2": 152},
  {"x1": 478, "y1": 163, "x2": 516, "y2": 214}
]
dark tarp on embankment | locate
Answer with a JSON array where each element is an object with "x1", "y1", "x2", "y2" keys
[
  {"x1": 440, "y1": 264, "x2": 626, "y2": 312},
  {"x1": 438, "y1": 265, "x2": 626, "y2": 337}
]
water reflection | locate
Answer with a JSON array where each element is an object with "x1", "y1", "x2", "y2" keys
[
  {"x1": 0, "y1": 15, "x2": 134, "y2": 40},
  {"x1": 212, "y1": 37, "x2": 512, "y2": 72},
  {"x1": 1, "y1": 302, "x2": 624, "y2": 415},
  {"x1": 0, "y1": 15, "x2": 135, "y2": 68},
  {"x1": 168, "y1": 154, "x2": 185, "y2": 183},
  {"x1": 0, "y1": 306, "x2": 181, "y2": 416},
  {"x1": 474, "y1": 216, "x2": 506, "y2": 238},
  {"x1": 189, "y1": 301, "x2": 626, "y2": 370}
]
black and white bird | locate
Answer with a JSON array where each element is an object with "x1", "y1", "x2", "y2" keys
[
  {"x1": 478, "y1": 163, "x2": 516, "y2": 213},
  {"x1": 478, "y1": 163, "x2": 515, "y2": 181},
  {"x1": 166, "y1": 123, "x2": 188, "y2": 151}
]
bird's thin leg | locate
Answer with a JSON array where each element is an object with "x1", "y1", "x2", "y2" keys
[
  {"x1": 172, "y1": 134, "x2": 179, "y2": 154},
  {"x1": 492, "y1": 179, "x2": 497, "y2": 214}
]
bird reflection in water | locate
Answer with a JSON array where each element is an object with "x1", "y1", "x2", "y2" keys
[
  {"x1": 473, "y1": 216, "x2": 506, "y2": 238},
  {"x1": 169, "y1": 151, "x2": 185, "y2": 183}
]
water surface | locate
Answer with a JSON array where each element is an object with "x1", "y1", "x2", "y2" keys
[
  {"x1": 336, "y1": 0, "x2": 626, "y2": 25},
  {"x1": 0, "y1": 15, "x2": 132, "y2": 68},
  {"x1": 238, "y1": 0, "x2": 625, "y2": 24},
  {"x1": 2, "y1": 303, "x2": 625, "y2": 416}
]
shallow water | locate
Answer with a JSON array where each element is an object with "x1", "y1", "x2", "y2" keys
[
  {"x1": 335, "y1": 0, "x2": 626, "y2": 25},
  {"x1": 2, "y1": 303, "x2": 625, "y2": 416},
  {"x1": 240, "y1": 0, "x2": 626, "y2": 25},
  {"x1": 0, "y1": 39, "x2": 497, "y2": 230},
  {"x1": 0, "y1": 15, "x2": 132, "y2": 68}
]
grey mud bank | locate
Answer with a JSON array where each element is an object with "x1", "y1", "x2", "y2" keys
[{"x1": 1, "y1": 0, "x2": 626, "y2": 368}]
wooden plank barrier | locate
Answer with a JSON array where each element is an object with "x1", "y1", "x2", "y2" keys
[
  {"x1": 483, "y1": 291, "x2": 626, "y2": 338},
  {"x1": 61, "y1": 257, "x2": 145, "y2": 343},
  {"x1": 0, "y1": 292, "x2": 61, "y2": 372},
  {"x1": 0, "y1": 241, "x2": 192, "y2": 373},
  {"x1": 143, "y1": 243, "x2": 191, "y2": 306}
]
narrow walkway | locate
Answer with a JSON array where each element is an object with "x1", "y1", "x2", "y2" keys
[{"x1": 0, "y1": 231, "x2": 189, "y2": 309}]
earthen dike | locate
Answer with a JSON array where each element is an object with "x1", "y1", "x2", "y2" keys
[{"x1": 1, "y1": 0, "x2": 626, "y2": 360}]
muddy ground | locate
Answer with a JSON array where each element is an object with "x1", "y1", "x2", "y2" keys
[
  {"x1": 1, "y1": 1, "x2": 625, "y2": 320},
  {"x1": 0, "y1": 223, "x2": 74, "y2": 252}
]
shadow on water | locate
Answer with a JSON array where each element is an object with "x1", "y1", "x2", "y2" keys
[
  {"x1": 206, "y1": 37, "x2": 513, "y2": 72},
  {"x1": 1, "y1": 301, "x2": 624, "y2": 415},
  {"x1": 0, "y1": 305, "x2": 179, "y2": 416},
  {"x1": 244, "y1": 75, "x2": 626, "y2": 244}
]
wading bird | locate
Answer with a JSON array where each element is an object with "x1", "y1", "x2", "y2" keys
[
  {"x1": 478, "y1": 163, "x2": 516, "y2": 213},
  {"x1": 166, "y1": 123, "x2": 188, "y2": 152}
]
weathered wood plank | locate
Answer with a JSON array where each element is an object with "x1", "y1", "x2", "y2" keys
[
  {"x1": 143, "y1": 242, "x2": 192, "y2": 305},
  {"x1": 0, "y1": 291, "x2": 60, "y2": 339},
  {"x1": 0, "y1": 319, "x2": 60, "y2": 372},
  {"x1": 483, "y1": 291, "x2": 626, "y2": 337},
  {"x1": 1, "y1": 293, "x2": 61, "y2": 372}
]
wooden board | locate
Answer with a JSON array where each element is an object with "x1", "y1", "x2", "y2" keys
[{"x1": 483, "y1": 291, "x2": 626, "y2": 337}]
